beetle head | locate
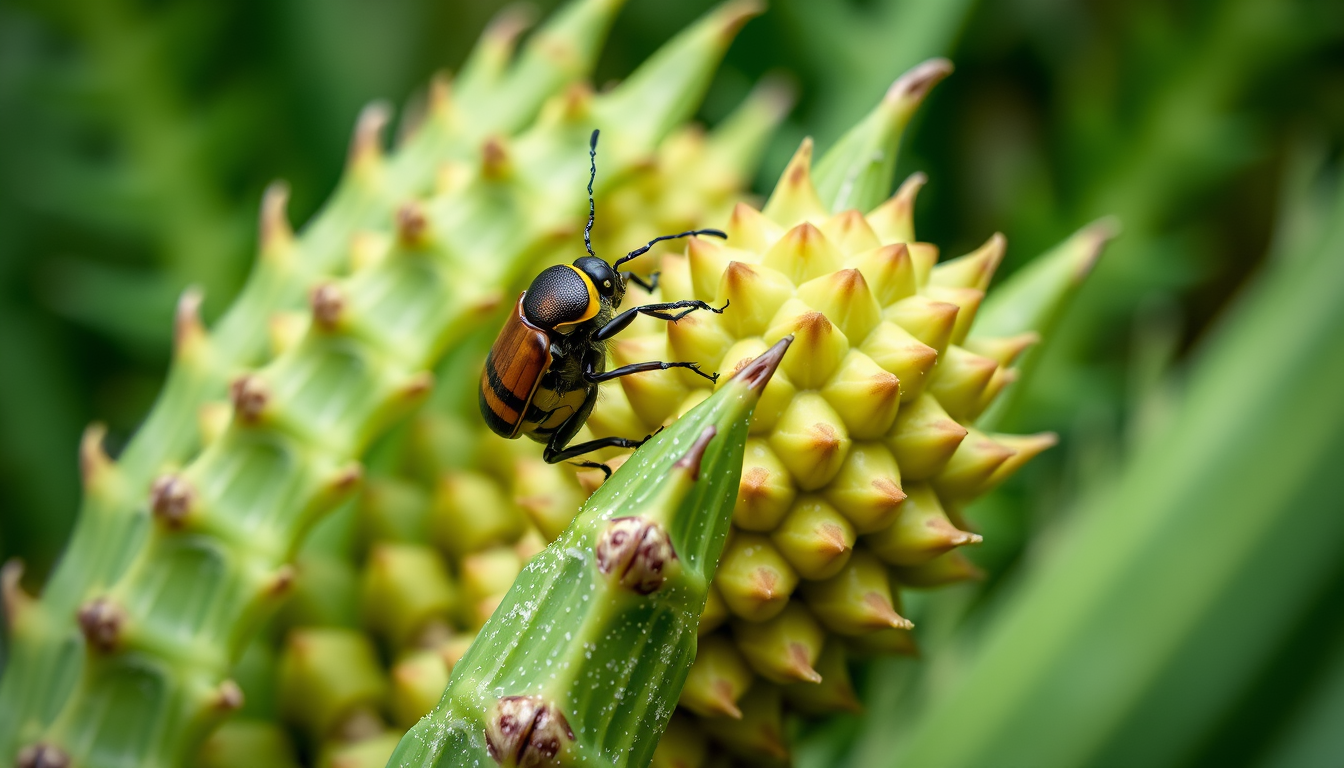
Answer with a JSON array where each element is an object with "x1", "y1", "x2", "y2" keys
[{"x1": 574, "y1": 255, "x2": 624, "y2": 307}]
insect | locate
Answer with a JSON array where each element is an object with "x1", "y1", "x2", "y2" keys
[{"x1": 479, "y1": 129, "x2": 728, "y2": 476}]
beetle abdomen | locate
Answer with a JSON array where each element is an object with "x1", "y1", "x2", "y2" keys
[
  {"x1": 519, "y1": 384, "x2": 591, "y2": 440},
  {"x1": 523, "y1": 265, "x2": 598, "y2": 329},
  {"x1": 480, "y1": 295, "x2": 553, "y2": 438}
]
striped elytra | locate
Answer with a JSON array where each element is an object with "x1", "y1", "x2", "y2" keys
[{"x1": 479, "y1": 295, "x2": 553, "y2": 439}]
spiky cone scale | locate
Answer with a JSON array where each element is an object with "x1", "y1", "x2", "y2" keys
[
  {"x1": 801, "y1": 550, "x2": 913, "y2": 636},
  {"x1": 10, "y1": 3, "x2": 767, "y2": 765},
  {"x1": 198, "y1": 720, "x2": 301, "y2": 768},
  {"x1": 391, "y1": 650, "x2": 452, "y2": 730},
  {"x1": 277, "y1": 628, "x2": 389, "y2": 746},
  {"x1": 357, "y1": 475, "x2": 433, "y2": 546},
  {"x1": 716, "y1": 533, "x2": 799, "y2": 622},
  {"x1": 731, "y1": 602, "x2": 827, "y2": 685},
  {"x1": 283, "y1": 547, "x2": 362, "y2": 630},
  {"x1": 360, "y1": 543, "x2": 458, "y2": 652},
  {"x1": 865, "y1": 483, "x2": 981, "y2": 567},
  {"x1": 458, "y1": 546, "x2": 525, "y2": 631},
  {"x1": 770, "y1": 496, "x2": 855, "y2": 580},
  {"x1": 430, "y1": 469, "x2": 530, "y2": 558},
  {"x1": 696, "y1": 683, "x2": 790, "y2": 765},
  {"x1": 678, "y1": 634, "x2": 754, "y2": 719},
  {"x1": 386, "y1": 340, "x2": 790, "y2": 768},
  {"x1": 781, "y1": 640, "x2": 861, "y2": 715},
  {"x1": 566, "y1": 56, "x2": 1113, "y2": 761}
]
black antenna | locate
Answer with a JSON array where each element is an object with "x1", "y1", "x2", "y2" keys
[
  {"x1": 613, "y1": 228, "x2": 728, "y2": 270},
  {"x1": 585, "y1": 129, "x2": 599, "y2": 259}
]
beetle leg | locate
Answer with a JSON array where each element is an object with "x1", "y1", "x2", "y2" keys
[
  {"x1": 541, "y1": 389, "x2": 636, "y2": 470},
  {"x1": 594, "y1": 299, "x2": 729, "y2": 342},
  {"x1": 621, "y1": 271, "x2": 660, "y2": 294},
  {"x1": 569, "y1": 459, "x2": 616, "y2": 480},
  {"x1": 584, "y1": 359, "x2": 718, "y2": 385},
  {"x1": 545, "y1": 434, "x2": 648, "y2": 464}
]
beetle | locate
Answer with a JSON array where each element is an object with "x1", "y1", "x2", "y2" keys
[{"x1": 479, "y1": 129, "x2": 727, "y2": 476}]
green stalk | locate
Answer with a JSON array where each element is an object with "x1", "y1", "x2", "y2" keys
[
  {"x1": 4, "y1": 3, "x2": 762, "y2": 765},
  {"x1": 870, "y1": 164, "x2": 1344, "y2": 768},
  {"x1": 388, "y1": 339, "x2": 792, "y2": 768}
]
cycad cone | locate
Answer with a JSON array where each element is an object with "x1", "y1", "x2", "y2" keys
[
  {"x1": 579, "y1": 104, "x2": 1059, "y2": 766},
  {"x1": 407, "y1": 71, "x2": 1065, "y2": 765}
]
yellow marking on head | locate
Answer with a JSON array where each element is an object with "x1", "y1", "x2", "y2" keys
[{"x1": 555, "y1": 264, "x2": 600, "y2": 329}]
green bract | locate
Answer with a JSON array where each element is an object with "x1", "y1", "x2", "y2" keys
[{"x1": 389, "y1": 339, "x2": 790, "y2": 768}]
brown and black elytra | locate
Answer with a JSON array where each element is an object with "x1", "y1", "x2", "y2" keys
[{"x1": 479, "y1": 129, "x2": 727, "y2": 476}]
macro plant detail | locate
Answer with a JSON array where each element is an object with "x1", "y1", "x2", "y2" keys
[
  {"x1": 0, "y1": 1, "x2": 770, "y2": 765},
  {"x1": 570, "y1": 63, "x2": 1113, "y2": 763},
  {"x1": 3, "y1": 1, "x2": 1340, "y2": 768}
]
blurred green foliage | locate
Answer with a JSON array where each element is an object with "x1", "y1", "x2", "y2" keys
[{"x1": 1, "y1": 0, "x2": 1341, "y2": 764}]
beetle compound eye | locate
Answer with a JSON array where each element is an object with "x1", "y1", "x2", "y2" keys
[{"x1": 574, "y1": 255, "x2": 618, "y2": 297}]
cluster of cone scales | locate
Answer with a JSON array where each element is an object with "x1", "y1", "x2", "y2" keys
[
  {"x1": 573, "y1": 139, "x2": 1059, "y2": 765},
  {"x1": 189, "y1": 41, "x2": 1063, "y2": 768}
]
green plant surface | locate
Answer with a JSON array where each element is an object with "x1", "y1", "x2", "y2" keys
[
  {"x1": 844, "y1": 158, "x2": 1344, "y2": 768},
  {"x1": 389, "y1": 339, "x2": 790, "y2": 768},
  {"x1": 0, "y1": 2, "x2": 767, "y2": 765}
]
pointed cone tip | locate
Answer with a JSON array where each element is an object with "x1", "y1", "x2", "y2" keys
[
  {"x1": 749, "y1": 568, "x2": 781, "y2": 601},
  {"x1": 350, "y1": 101, "x2": 392, "y2": 161},
  {"x1": 1074, "y1": 217, "x2": 1121, "y2": 280},
  {"x1": 783, "y1": 137, "x2": 815, "y2": 184},
  {"x1": 788, "y1": 644, "x2": 823, "y2": 683},
  {"x1": 673, "y1": 426, "x2": 718, "y2": 480},
  {"x1": 750, "y1": 71, "x2": 798, "y2": 120},
  {"x1": 886, "y1": 58, "x2": 954, "y2": 105},
  {"x1": 484, "y1": 3, "x2": 538, "y2": 44},
  {"x1": 2, "y1": 558, "x2": 29, "y2": 624},
  {"x1": 866, "y1": 593, "x2": 914, "y2": 629},
  {"x1": 735, "y1": 335, "x2": 793, "y2": 392},
  {"x1": 710, "y1": 681, "x2": 744, "y2": 719},
  {"x1": 173, "y1": 287, "x2": 205, "y2": 349},
  {"x1": 818, "y1": 523, "x2": 850, "y2": 555},
  {"x1": 79, "y1": 422, "x2": 111, "y2": 484},
  {"x1": 711, "y1": 0, "x2": 766, "y2": 41},
  {"x1": 1031, "y1": 431, "x2": 1061, "y2": 451},
  {"x1": 900, "y1": 171, "x2": 928, "y2": 191},
  {"x1": 260, "y1": 181, "x2": 293, "y2": 246},
  {"x1": 760, "y1": 731, "x2": 791, "y2": 760}
]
